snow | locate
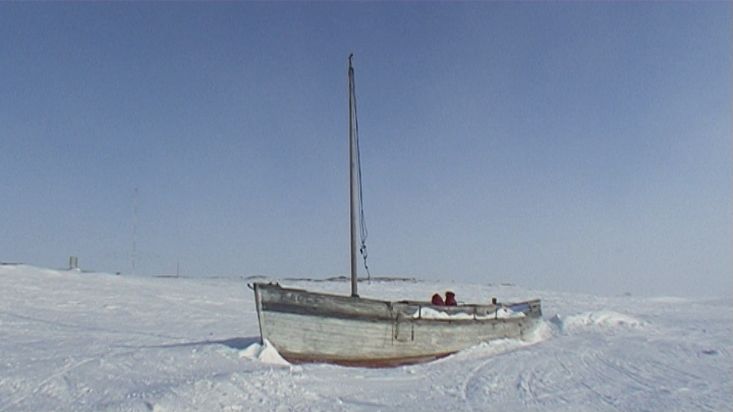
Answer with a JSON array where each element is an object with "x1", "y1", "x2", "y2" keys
[
  {"x1": 551, "y1": 310, "x2": 645, "y2": 332},
  {"x1": 239, "y1": 340, "x2": 290, "y2": 367},
  {"x1": 412, "y1": 306, "x2": 525, "y2": 319},
  {"x1": 496, "y1": 306, "x2": 525, "y2": 319},
  {"x1": 1, "y1": 265, "x2": 731, "y2": 411},
  {"x1": 412, "y1": 307, "x2": 472, "y2": 319}
]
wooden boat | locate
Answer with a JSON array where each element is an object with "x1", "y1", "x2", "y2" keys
[{"x1": 252, "y1": 55, "x2": 542, "y2": 367}]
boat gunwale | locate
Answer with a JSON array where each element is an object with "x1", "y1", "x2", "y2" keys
[
  {"x1": 254, "y1": 282, "x2": 542, "y2": 324},
  {"x1": 261, "y1": 301, "x2": 539, "y2": 325}
]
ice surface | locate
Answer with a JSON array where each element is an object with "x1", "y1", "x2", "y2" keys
[{"x1": 1, "y1": 265, "x2": 730, "y2": 411}]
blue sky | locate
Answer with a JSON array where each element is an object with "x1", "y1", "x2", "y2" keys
[{"x1": 1, "y1": 3, "x2": 730, "y2": 297}]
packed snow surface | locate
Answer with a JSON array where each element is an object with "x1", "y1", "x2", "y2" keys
[{"x1": 1, "y1": 265, "x2": 730, "y2": 411}]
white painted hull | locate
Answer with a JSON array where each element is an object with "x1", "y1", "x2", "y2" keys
[{"x1": 253, "y1": 283, "x2": 542, "y2": 367}]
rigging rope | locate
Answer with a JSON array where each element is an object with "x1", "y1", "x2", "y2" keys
[{"x1": 349, "y1": 63, "x2": 371, "y2": 283}]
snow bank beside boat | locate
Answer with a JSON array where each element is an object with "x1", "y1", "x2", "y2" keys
[
  {"x1": 524, "y1": 319, "x2": 554, "y2": 343},
  {"x1": 445, "y1": 320, "x2": 553, "y2": 363},
  {"x1": 552, "y1": 310, "x2": 645, "y2": 332},
  {"x1": 239, "y1": 339, "x2": 290, "y2": 366}
]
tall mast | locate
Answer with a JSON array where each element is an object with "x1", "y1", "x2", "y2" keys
[{"x1": 348, "y1": 54, "x2": 358, "y2": 298}]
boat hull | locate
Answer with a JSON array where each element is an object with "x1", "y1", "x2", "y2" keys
[{"x1": 253, "y1": 283, "x2": 542, "y2": 367}]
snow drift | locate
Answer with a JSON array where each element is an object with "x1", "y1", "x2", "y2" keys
[{"x1": 551, "y1": 310, "x2": 646, "y2": 332}]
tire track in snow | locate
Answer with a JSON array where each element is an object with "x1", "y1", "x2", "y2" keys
[
  {"x1": 458, "y1": 320, "x2": 725, "y2": 412},
  {"x1": 0, "y1": 357, "x2": 96, "y2": 412},
  {"x1": 453, "y1": 324, "x2": 555, "y2": 410},
  {"x1": 456, "y1": 328, "x2": 640, "y2": 411}
]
